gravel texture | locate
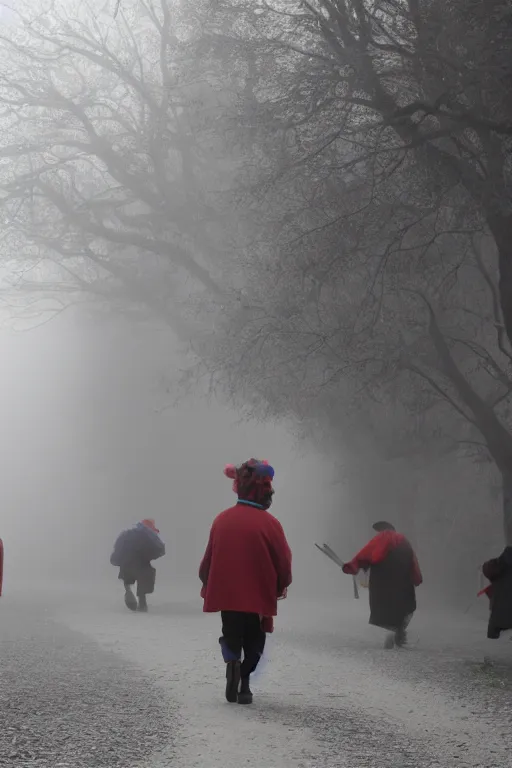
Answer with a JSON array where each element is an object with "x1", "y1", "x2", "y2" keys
[
  {"x1": 57, "y1": 592, "x2": 512, "y2": 768},
  {"x1": 5, "y1": 587, "x2": 512, "y2": 768},
  {"x1": 0, "y1": 601, "x2": 172, "y2": 768}
]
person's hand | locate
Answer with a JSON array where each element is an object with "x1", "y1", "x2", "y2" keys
[{"x1": 278, "y1": 587, "x2": 288, "y2": 600}]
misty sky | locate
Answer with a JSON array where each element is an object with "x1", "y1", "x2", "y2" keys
[{"x1": 0, "y1": 307, "x2": 358, "y2": 601}]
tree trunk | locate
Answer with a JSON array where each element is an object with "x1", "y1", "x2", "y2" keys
[
  {"x1": 488, "y1": 212, "x2": 512, "y2": 350},
  {"x1": 426, "y1": 298, "x2": 512, "y2": 469},
  {"x1": 503, "y1": 471, "x2": 512, "y2": 545}
]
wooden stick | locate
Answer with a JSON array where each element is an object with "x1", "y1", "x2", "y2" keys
[{"x1": 314, "y1": 543, "x2": 359, "y2": 599}]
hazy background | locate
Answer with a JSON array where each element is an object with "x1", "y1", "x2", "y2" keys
[
  {"x1": 0, "y1": 304, "x2": 501, "y2": 617},
  {"x1": 0, "y1": 308, "x2": 363, "y2": 602},
  {"x1": 0, "y1": 300, "x2": 501, "y2": 618},
  {"x1": 0, "y1": 0, "x2": 507, "y2": 620}
]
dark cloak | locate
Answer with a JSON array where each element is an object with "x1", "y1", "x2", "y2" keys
[
  {"x1": 343, "y1": 531, "x2": 422, "y2": 631},
  {"x1": 482, "y1": 546, "x2": 512, "y2": 639},
  {"x1": 110, "y1": 524, "x2": 165, "y2": 595}
]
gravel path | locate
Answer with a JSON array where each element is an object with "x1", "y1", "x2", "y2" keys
[
  {"x1": 55, "y1": 591, "x2": 512, "y2": 768},
  {"x1": 276, "y1": 601, "x2": 512, "y2": 767},
  {"x1": 0, "y1": 600, "x2": 173, "y2": 768}
]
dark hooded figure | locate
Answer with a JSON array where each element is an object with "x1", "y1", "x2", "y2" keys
[
  {"x1": 199, "y1": 459, "x2": 292, "y2": 705},
  {"x1": 481, "y1": 546, "x2": 512, "y2": 639},
  {"x1": 343, "y1": 522, "x2": 423, "y2": 649},
  {"x1": 110, "y1": 519, "x2": 165, "y2": 612}
]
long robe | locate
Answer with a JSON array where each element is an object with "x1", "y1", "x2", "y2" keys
[
  {"x1": 482, "y1": 547, "x2": 512, "y2": 639},
  {"x1": 343, "y1": 531, "x2": 422, "y2": 631}
]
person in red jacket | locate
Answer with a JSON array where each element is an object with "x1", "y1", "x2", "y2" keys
[
  {"x1": 0, "y1": 538, "x2": 3, "y2": 598},
  {"x1": 343, "y1": 521, "x2": 422, "y2": 649},
  {"x1": 199, "y1": 459, "x2": 292, "y2": 705}
]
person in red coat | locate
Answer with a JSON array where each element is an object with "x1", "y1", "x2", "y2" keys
[
  {"x1": 0, "y1": 538, "x2": 3, "y2": 597},
  {"x1": 199, "y1": 459, "x2": 292, "y2": 705},
  {"x1": 343, "y1": 521, "x2": 422, "y2": 649}
]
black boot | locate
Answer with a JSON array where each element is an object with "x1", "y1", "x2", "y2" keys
[
  {"x1": 395, "y1": 627, "x2": 408, "y2": 648},
  {"x1": 384, "y1": 632, "x2": 395, "y2": 649},
  {"x1": 238, "y1": 677, "x2": 253, "y2": 705},
  {"x1": 138, "y1": 594, "x2": 148, "y2": 613},
  {"x1": 124, "y1": 585, "x2": 137, "y2": 612},
  {"x1": 225, "y1": 660, "x2": 241, "y2": 703}
]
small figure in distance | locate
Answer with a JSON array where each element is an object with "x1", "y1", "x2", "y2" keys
[
  {"x1": 342, "y1": 521, "x2": 423, "y2": 649},
  {"x1": 199, "y1": 459, "x2": 292, "y2": 705},
  {"x1": 480, "y1": 545, "x2": 512, "y2": 639},
  {"x1": 110, "y1": 519, "x2": 165, "y2": 613}
]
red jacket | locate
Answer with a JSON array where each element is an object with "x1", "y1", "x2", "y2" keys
[
  {"x1": 0, "y1": 538, "x2": 3, "y2": 597},
  {"x1": 199, "y1": 503, "x2": 292, "y2": 617},
  {"x1": 343, "y1": 530, "x2": 423, "y2": 587}
]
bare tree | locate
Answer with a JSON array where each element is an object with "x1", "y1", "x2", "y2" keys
[
  {"x1": 169, "y1": 0, "x2": 512, "y2": 539},
  {"x1": 0, "y1": 0, "x2": 246, "y2": 338},
  {"x1": 191, "y1": 179, "x2": 512, "y2": 537},
  {"x1": 197, "y1": 0, "x2": 512, "y2": 341},
  {"x1": 2, "y1": 0, "x2": 512, "y2": 543}
]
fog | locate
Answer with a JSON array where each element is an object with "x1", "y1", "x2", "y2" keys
[
  {"x1": 0, "y1": 0, "x2": 507, "y2": 618},
  {"x1": 1, "y1": 4, "x2": 512, "y2": 767},
  {"x1": 0, "y1": 309, "x2": 362, "y2": 602},
  {"x1": 0, "y1": 307, "x2": 500, "y2": 618}
]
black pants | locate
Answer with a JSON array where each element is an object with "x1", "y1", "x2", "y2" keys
[
  {"x1": 120, "y1": 564, "x2": 155, "y2": 597},
  {"x1": 221, "y1": 611, "x2": 266, "y2": 679}
]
